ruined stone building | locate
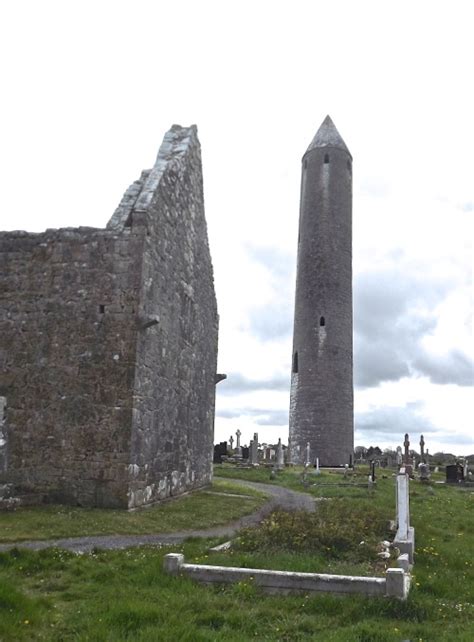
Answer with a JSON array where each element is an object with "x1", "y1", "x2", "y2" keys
[
  {"x1": 0, "y1": 125, "x2": 219, "y2": 508},
  {"x1": 288, "y1": 116, "x2": 354, "y2": 466}
]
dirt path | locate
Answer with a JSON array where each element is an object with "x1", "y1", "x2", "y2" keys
[{"x1": 0, "y1": 479, "x2": 315, "y2": 554}]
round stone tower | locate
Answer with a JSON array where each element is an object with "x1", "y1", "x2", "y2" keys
[{"x1": 288, "y1": 115, "x2": 354, "y2": 467}]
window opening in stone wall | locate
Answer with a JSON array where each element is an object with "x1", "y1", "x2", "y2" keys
[
  {"x1": 347, "y1": 160, "x2": 352, "y2": 171},
  {"x1": 304, "y1": 159, "x2": 307, "y2": 169},
  {"x1": 99, "y1": 305, "x2": 105, "y2": 314},
  {"x1": 324, "y1": 154, "x2": 330, "y2": 164},
  {"x1": 319, "y1": 316, "x2": 325, "y2": 326},
  {"x1": 292, "y1": 351, "x2": 299, "y2": 373}
]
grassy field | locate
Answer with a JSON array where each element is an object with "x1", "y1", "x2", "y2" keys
[
  {"x1": 0, "y1": 479, "x2": 266, "y2": 542},
  {"x1": 0, "y1": 467, "x2": 472, "y2": 641}
]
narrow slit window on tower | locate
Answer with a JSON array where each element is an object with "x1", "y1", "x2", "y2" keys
[
  {"x1": 303, "y1": 159, "x2": 308, "y2": 169},
  {"x1": 292, "y1": 351, "x2": 299, "y2": 373},
  {"x1": 324, "y1": 154, "x2": 330, "y2": 164},
  {"x1": 347, "y1": 160, "x2": 352, "y2": 172},
  {"x1": 99, "y1": 305, "x2": 105, "y2": 314},
  {"x1": 319, "y1": 316, "x2": 325, "y2": 327}
]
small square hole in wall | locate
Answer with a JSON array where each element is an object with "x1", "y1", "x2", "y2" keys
[{"x1": 99, "y1": 305, "x2": 105, "y2": 314}]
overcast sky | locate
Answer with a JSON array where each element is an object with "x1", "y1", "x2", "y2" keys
[{"x1": 1, "y1": 1, "x2": 472, "y2": 454}]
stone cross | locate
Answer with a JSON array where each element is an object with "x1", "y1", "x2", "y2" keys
[
  {"x1": 419, "y1": 434, "x2": 425, "y2": 462},
  {"x1": 235, "y1": 429, "x2": 241, "y2": 448},
  {"x1": 403, "y1": 434, "x2": 410, "y2": 465},
  {"x1": 229, "y1": 435, "x2": 234, "y2": 450},
  {"x1": 305, "y1": 442, "x2": 311, "y2": 467},
  {"x1": 403, "y1": 433, "x2": 413, "y2": 476}
]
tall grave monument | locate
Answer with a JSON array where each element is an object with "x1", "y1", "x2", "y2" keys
[{"x1": 288, "y1": 116, "x2": 354, "y2": 466}]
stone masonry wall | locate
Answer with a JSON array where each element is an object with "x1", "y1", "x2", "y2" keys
[
  {"x1": 0, "y1": 124, "x2": 218, "y2": 508},
  {"x1": 127, "y1": 126, "x2": 218, "y2": 507},
  {"x1": 0, "y1": 224, "x2": 144, "y2": 506}
]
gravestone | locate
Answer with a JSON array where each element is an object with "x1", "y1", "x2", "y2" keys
[
  {"x1": 418, "y1": 462, "x2": 430, "y2": 481},
  {"x1": 229, "y1": 435, "x2": 234, "y2": 452},
  {"x1": 446, "y1": 464, "x2": 464, "y2": 483},
  {"x1": 235, "y1": 429, "x2": 241, "y2": 448},
  {"x1": 315, "y1": 457, "x2": 321, "y2": 475},
  {"x1": 213, "y1": 442, "x2": 228, "y2": 464},
  {"x1": 241, "y1": 446, "x2": 249, "y2": 460},
  {"x1": 276, "y1": 438, "x2": 285, "y2": 469},
  {"x1": 249, "y1": 434, "x2": 259, "y2": 466},
  {"x1": 370, "y1": 461, "x2": 376, "y2": 482},
  {"x1": 305, "y1": 442, "x2": 311, "y2": 467},
  {"x1": 396, "y1": 446, "x2": 402, "y2": 467},
  {"x1": 394, "y1": 472, "x2": 415, "y2": 562}
]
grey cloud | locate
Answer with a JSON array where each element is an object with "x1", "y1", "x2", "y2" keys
[
  {"x1": 354, "y1": 267, "x2": 473, "y2": 388},
  {"x1": 412, "y1": 350, "x2": 474, "y2": 387},
  {"x1": 218, "y1": 372, "x2": 290, "y2": 396},
  {"x1": 216, "y1": 406, "x2": 288, "y2": 426},
  {"x1": 355, "y1": 405, "x2": 438, "y2": 447},
  {"x1": 256, "y1": 410, "x2": 288, "y2": 426},
  {"x1": 354, "y1": 342, "x2": 410, "y2": 388}
]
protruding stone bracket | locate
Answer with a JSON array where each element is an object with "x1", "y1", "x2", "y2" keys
[
  {"x1": 215, "y1": 374, "x2": 227, "y2": 384},
  {"x1": 138, "y1": 315, "x2": 160, "y2": 330}
]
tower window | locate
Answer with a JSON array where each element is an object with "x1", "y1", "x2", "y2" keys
[
  {"x1": 319, "y1": 316, "x2": 325, "y2": 327},
  {"x1": 292, "y1": 351, "x2": 299, "y2": 373},
  {"x1": 303, "y1": 159, "x2": 308, "y2": 169},
  {"x1": 324, "y1": 154, "x2": 330, "y2": 164},
  {"x1": 99, "y1": 305, "x2": 105, "y2": 314},
  {"x1": 347, "y1": 160, "x2": 352, "y2": 172}
]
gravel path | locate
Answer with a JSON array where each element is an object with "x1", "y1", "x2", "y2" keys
[{"x1": 0, "y1": 479, "x2": 315, "y2": 554}]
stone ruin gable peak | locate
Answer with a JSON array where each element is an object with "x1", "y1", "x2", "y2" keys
[
  {"x1": 107, "y1": 125, "x2": 200, "y2": 232},
  {"x1": 126, "y1": 124, "x2": 219, "y2": 509}
]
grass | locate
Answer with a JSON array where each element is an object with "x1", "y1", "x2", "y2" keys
[
  {"x1": 0, "y1": 466, "x2": 472, "y2": 640},
  {"x1": 0, "y1": 479, "x2": 266, "y2": 542},
  {"x1": 215, "y1": 463, "x2": 380, "y2": 497}
]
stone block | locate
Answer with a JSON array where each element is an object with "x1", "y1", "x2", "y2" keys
[
  {"x1": 163, "y1": 553, "x2": 184, "y2": 574},
  {"x1": 385, "y1": 567, "x2": 409, "y2": 599}
]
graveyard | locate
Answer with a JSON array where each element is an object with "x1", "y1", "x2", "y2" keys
[{"x1": 0, "y1": 463, "x2": 472, "y2": 641}]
